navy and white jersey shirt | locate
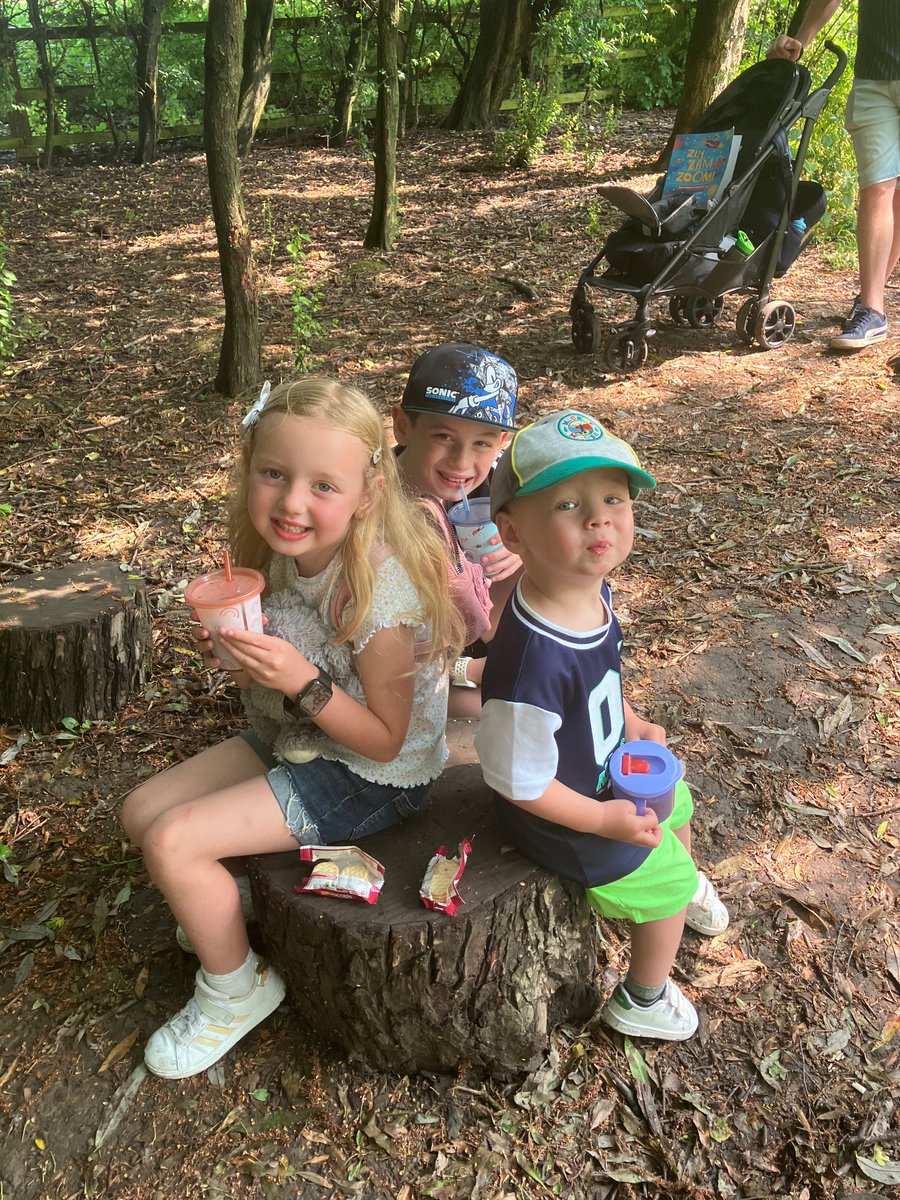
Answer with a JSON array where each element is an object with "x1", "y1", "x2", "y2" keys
[{"x1": 476, "y1": 582, "x2": 652, "y2": 888}]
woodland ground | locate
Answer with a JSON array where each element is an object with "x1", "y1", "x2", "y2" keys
[{"x1": 0, "y1": 110, "x2": 898, "y2": 1200}]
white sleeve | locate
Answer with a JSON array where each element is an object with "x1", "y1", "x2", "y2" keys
[{"x1": 475, "y1": 699, "x2": 561, "y2": 801}]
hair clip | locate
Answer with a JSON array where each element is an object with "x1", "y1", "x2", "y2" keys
[
  {"x1": 241, "y1": 380, "x2": 271, "y2": 431},
  {"x1": 371, "y1": 447, "x2": 383, "y2": 465}
]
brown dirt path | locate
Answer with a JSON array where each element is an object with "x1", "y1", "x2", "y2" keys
[{"x1": 0, "y1": 113, "x2": 897, "y2": 1200}]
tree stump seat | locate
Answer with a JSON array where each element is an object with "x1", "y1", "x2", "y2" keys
[
  {"x1": 0, "y1": 560, "x2": 151, "y2": 732},
  {"x1": 249, "y1": 722, "x2": 599, "y2": 1079}
]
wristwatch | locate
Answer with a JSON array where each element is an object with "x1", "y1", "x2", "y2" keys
[{"x1": 283, "y1": 667, "x2": 334, "y2": 719}]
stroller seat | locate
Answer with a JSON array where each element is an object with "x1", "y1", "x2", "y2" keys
[{"x1": 570, "y1": 47, "x2": 847, "y2": 372}]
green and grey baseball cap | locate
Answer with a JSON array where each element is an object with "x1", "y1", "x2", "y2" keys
[{"x1": 490, "y1": 408, "x2": 656, "y2": 518}]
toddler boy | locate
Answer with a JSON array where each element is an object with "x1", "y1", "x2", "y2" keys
[
  {"x1": 475, "y1": 409, "x2": 727, "y2": 1040},
  {"x1": 393, "y1": 343, "x2": 522, "y2": 714}
]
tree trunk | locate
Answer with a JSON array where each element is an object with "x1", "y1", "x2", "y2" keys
[
  {"x1": 81, "y1": 0, "x2": 120, "y2": 152},
  {"x1": 660, "y1": 0, "x2": 752, "y2": 163},
  {"x1": 236, "y1": 0, "x2": 275, "y2": 158},
  {"x1": 364, "y1": 0, "x2": 400, "y2": 250},
  {"x1": 25, "y1": 0, "x2": 55, "y2": 168},
  {"x1": 0, "y1": 562, "x2": 151, "y2": 732},
  {"x1": 445, "y1": 0, "x2": 564, "y2": 130},
  {"x1": 134, "y1": 0, "x2": 162, "y2": 164},
  {"x1": 331, "y1": 14, "x2": 370, "y2": 147},
  {"x1": 250, "y1": 753, "x2": 599, "y2": 1078},
  {"x1": 205, "y1": 0, "x2": 261, "y2": 397}
]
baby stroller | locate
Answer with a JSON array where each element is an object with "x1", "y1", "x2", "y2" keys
[{"x1": 570, "y1": 44, "x2": 847, "y2": 372}]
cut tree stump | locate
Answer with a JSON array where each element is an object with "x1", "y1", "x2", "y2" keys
[
  {"x1": 0, "y1": 560, "x2": 151, "y2": 731},
  {"x1": 249, "y1": 722, "x2": 599, "y2": 1078}
]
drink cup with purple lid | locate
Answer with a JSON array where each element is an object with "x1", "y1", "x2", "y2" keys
[
  {"x1": 447, "y1": 497, "x2": 501, "y2": 568},
  {"x1": 608, "y1": 740, "x2": 683, "y2": 822},
  {"x1": 184, "y1": 560, "x2": 265, "y2": 671}
]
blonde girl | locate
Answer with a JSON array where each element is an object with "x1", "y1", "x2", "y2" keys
[{"x1": 121, "y1": 378, "x2": 463, "y2": 1080}]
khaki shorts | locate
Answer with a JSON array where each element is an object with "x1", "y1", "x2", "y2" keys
[{"x1": 845, "y1": 79, "x2": 900, "y2": 190}]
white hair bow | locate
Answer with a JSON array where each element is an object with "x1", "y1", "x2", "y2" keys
[{"x1": 241, "y1": 380, "x2": 271, "y2": 430}]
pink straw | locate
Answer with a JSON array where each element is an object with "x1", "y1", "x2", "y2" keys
[{"x1": 223, "y1": 550, "x2": 233, "y2": 584}]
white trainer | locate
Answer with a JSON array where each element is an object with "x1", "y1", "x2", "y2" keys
[
  {"x1": 685, "y1": 871, "x2": 729, "y2": 936},
  {"x1": 601, "y1": 979, "x2": 698, "y2": 1041},
  {"x1": 176, "y1": 877, "x2": 257, "y2": 955},
  {"x1": 144, "y1": 961, "x2": 286, "y2": 1079}
]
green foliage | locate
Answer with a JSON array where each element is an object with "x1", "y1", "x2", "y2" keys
[
  {"x1": 494, "y1": 79, "x2": 561, "y2": 171},
  {"x1": 560, "y1": 98, "x2": 619, "y2": 174},
  {"x1": 0, "y1": 228, "x2": 19, "y2": 361},
  {"x1": 741, "y1": 1, "x2": 859, "y2": 258},
  {"x1": 285, "y1": 230, "x2": 325, "y2": 370}
]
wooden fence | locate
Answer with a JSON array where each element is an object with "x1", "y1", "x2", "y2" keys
[{"x1": 1, "y1": 6, "x2": 682, "y2": 159}]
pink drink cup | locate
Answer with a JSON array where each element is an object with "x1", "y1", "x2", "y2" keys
[
  {"x1": 184, "y1": 567, "x2": 265, "y2": 670},
  {"x1": 447, "y1": 498, "x2": 501, "y2": 568}
]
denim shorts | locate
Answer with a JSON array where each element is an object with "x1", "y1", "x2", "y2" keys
[
  {"x1": 845, "y1": 79, "x2": 900, "y2": 190},
  {"x1": 241, "y1": 729, "x2": 430, "y2": 845}
]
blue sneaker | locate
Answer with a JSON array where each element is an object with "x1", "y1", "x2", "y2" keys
[
  {"x1": 830, "y1": 305, "x2": 887, "y2": 351},
  {"x1": 840, "y1": 293, "x2": 862, "y2": 330}
]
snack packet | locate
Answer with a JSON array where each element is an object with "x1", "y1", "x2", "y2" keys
[
  {"x1": 419, "y1": 837, "x2": 473, "y2": 915},
  {"x1": 296, "y1": 844, "x2": 385, "y2": 905}
]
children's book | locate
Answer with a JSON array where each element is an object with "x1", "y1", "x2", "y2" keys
[{"x1": 661, "y1": 128, "x2": 742, "y2": 206}]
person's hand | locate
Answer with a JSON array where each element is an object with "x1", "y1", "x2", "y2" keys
[
  {"x1": 767, "y1": 34, "x2": 803, "y2": 61},
  {"x1": 217, "y1": 627, "x2": 316, "y2": 697},
  {"x1": 597, "y1": 799, "x2": 663, "y2": 848},
  {"x1": 480, "y1": 539, "x2": 522, "y2": 582},
  {"x1": 191, "y1": 608, "x2": 260, "y2": 687},
  {"x1": 633, "y1": 719, "x2": 666, "y2": 746}
]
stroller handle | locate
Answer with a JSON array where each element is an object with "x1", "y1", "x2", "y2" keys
[{"x1": 820, "y1": 40, "x2": 848, "y2": 92}]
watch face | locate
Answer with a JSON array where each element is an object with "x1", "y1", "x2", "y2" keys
[{"x1": 298, "y1": 678, "x2": 332, "y2": 717}]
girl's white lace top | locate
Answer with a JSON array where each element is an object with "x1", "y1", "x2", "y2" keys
[{"x1": 241, "y1": 551, "x2": 449, "y2": 788}]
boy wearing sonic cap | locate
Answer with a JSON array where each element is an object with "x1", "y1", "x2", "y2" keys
[
  {"x1": 393, "y1": 343, "x2": 522, "y2": 716},
  {"x1": 475, "y1": 409, "x2": 728, "y2": 1041}
]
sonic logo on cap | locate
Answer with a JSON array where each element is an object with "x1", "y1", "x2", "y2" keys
[
  {"x1": 558, "y1": 412, "x2": 605, "y2": 441},
  {"x1": 401, "y1": 343, "x2": 518, "y2": 431}
]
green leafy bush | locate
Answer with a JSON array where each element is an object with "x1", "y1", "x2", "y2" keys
[
  {"x1": 285, "y1": 230, "x2": 325, "y2": 370},
  {"x1": 0, "y1": 229, "x2": 19, "y2": 360},
  {"x1": 494, "y1": 79, "x2": 561, "y2": 170}
]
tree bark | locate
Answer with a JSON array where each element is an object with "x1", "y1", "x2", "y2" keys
[
  {"x1": 659, "y1": 0, "x2": 751, "y2": 163},
  {"x1": 444, "y1": 0, "x2": 565, "y2": 130},
  {"x1": 364, "y1": 0, "x2": 400, "y2": 250},
  {"x1": 205, "y1": 0, "x2": 261, "y2": 397},
  {"x1": 236, "y1": 0, "x2": 275, "y2": 158},
  {"x1": 25, "y1": 0, "x2": 55, "y2": 168},
  {"x1": 331, "y1": 7, "x2": 371, "y2": 147},
  {"x1": 0, "y1": 562, "x2": 151, "y2": 732},
  {"x1": 81, "y1": 0, "x2": 120, "y2": 152},
  {"x1": 134, "y1": 0, "x2": 162, "y2": 164},
  {"x1": 250, "y1": 762, "x2": 599, "y2": 1078}
]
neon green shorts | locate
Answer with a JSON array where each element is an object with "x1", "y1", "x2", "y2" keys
[{"x1": 586, "y1": 780, "x2": 698, "y2": 924}]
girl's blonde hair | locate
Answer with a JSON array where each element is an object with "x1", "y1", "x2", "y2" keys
[{"x1": 228, "y1": 377, "x2": 464, "y2": 665}]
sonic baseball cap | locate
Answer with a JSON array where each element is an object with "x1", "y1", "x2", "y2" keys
[
  {"x1": 401, "y1": 343, "x2": 517, "y2": 432},
  {"x1": 490, "y1": 408, "x2": 656, "y2": 518}
]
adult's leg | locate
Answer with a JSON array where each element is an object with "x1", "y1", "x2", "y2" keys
[
  {"x1": 140, "y1": 776, "x2": 298, "y2": 974},
  {"x1": 121, "y1": 736, "x2": 267, "y2": 848},
  {"x1": 857, "y1": 178, "x2": 899, "y2": 313}
]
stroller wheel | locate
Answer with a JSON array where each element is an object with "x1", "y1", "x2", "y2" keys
[
  {"x1": 572, "y1": 309, "x2": 602, "y2": 354},
  {"x1": 684, "y1": 296, "x2": 724, "y2": 328},
  {"x1": 736, "y1": 298, "x2": 759, "y2": 344},
  {"x1": 754, "y1": 300, "x2": 796, "y2": 350},
  {"x1": 668, "y1": 295, "x2": 689, "y2": 325},
  {"x1": 605, "y1": 333, "x2": 649, "y2": 373}
]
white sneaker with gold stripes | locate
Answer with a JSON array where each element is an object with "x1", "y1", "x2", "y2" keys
[{"x1": 144, "y1": 961, "x2": 286, "y2": 1079}]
